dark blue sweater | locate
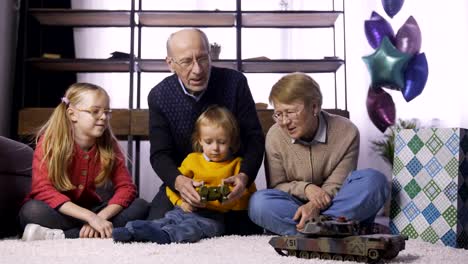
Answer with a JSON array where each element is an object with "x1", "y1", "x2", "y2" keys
[{"x1": 148, "y1": 67, "x2": 265, "y2": 191}]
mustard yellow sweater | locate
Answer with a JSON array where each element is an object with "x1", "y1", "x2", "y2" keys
[{"x1": 166, "y1": 153, "x2": 256, "y2": 212}]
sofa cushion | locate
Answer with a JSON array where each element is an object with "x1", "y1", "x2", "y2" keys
[
  {"x1": 0, "y1": 136, "x2": 33, "y2": 238},
  {"x1": 0, "y1": 136, "x2": 33, "y2": 176}
]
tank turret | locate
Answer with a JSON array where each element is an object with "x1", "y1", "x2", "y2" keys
[
  {"x1": 197, "y1": 183, "x2": 230, "y2": 203},
  {"x1": 299, "y1": 216, "x2": 360, "y2": 237}
]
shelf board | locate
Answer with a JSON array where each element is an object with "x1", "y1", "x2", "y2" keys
[
  {"x1": 242, "y1": 11, "x2": 341, "y2": 28},
  {"x1": 30, "y1": 9, "x2": 131, "y2": 26},
  {"x1": 138, "y1": 11, "x2": 236, "y2": 27},
  {"x1": 138, "y1": 59, "x2": 238, "y2": 72},
  {"x1": 29, "y1": 9, "x2": 340, "y2": 28},
  {"x1": 27, "y1": 58, "x2": 343, "y2": 73},
  {"x1": 27, "y1": 58, "x2": 132, "y2": 72},
  {"x1": 18, "y1": 108, "x2": 131, "y2": 137},
  {"x1": 242, "y1": 59, "x2": 344, "y2": 73}
]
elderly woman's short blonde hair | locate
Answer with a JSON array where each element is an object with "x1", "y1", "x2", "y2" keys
[{"x1": 269, "y1": 72, "x2": 322, "y2": 108}]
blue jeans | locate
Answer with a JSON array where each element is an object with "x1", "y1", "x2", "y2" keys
[
  {"x1": 248, "y1": 168, "x2": 389, "y2": 235},
  {"x1": 126, "y1": 207, "x2": 224, "y2": 243}
]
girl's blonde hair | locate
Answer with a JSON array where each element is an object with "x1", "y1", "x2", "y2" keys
[
  {"x1": 36, "y1": 83, "x2": 118, "y2": 192},
  {"x1": 269, "y1": 72, "x2": 322, "y2": 108},
  {"x1": 192, "y1": 105, "x2": 240, "y2": 154}
]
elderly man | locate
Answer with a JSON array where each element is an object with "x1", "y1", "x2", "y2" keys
[{"x1": 147, "y1": 28, "x2": 264, "y2": 235}]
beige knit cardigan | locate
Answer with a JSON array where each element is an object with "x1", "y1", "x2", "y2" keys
[{"x1": 265, "y1": 111, "x2": 359, "y2": 201}]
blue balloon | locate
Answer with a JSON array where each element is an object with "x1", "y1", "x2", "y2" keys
[
  {"x1": 382, "y1": 0, "x2": 405, "y2": 18},
  {"x1": 364, "y1": 11, "x2": 395, "y2": 49},
  {"x1": 402, "y1": 53, "x2": 428, "y2": 102}
]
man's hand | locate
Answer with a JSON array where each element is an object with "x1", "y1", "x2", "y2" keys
[
  {"x1": 223, "y1": 172, "x2": 248, "y2": 203},
  {"x1": 293, "y1": 201, "x2": 320, "y2": 230},
  {"x1": 304, "y1": 184, "x2": 331, "y2": 210},
  {"x1": 175, "y1": 175, "x2": 205, "y2": 208},
  {"x1": 86, "y1": 214, "x2": 113, "y2": 238}
]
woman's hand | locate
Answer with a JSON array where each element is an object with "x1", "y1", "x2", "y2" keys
[
  {"x1": 87, "y1": 214, "x2": 113, "y2": 238},
  {"x1": 293, "y1": 201, "x2": 321, "y2": 230},
  {"x1": 304, "y1": 184, "x2": 331, "y2": 210}
]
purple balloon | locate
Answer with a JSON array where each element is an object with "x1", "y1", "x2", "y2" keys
[
  {"x1": 402, "y1": 53, "x2": 428, "y2": 102},
  {"x1": 382, "y1": 0, "x2": 405, "y2": 18},
  {"x1": 396, "y1": 16, "x2": 422, "y2": 55},
  {"x1": 365, "y1": 11, "x2": 395, "y2": 49},
  {"x1": 367, "y1": 86, "x2": 396, "y2": 132}
]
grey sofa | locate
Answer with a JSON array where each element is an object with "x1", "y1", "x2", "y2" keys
[{"x1": 0, "y1": 136, "x2": 32, "y2": 238}]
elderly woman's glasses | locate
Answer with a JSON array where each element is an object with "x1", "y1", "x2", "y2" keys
[
  {"x1": 75, "y1": 106, "x2": 112, "y2": 120},
  {"x1": 171, "y1": 56, "x2": 210, "y2": 70},
  {"x1": 272, "y1": 107, "x2": 304, "y2": 123}
]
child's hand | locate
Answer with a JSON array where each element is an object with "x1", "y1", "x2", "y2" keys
[
  {"x1": 180, "y1": 202, "x2": 195, "y2": 213},
  {"x1": 175, "y1": 175, "x2": 205, "y2": 208},
  {"x1": 223, "y1": 173, "x2": 248, "y2": 203},
  {"x1": 80, "y1": 224, "x2": 100, "y2": 238},
  {"x1": 88, "y1": 214, "x2": 113, "y2": 238}
]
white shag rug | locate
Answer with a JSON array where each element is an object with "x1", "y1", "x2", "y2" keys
[{"x1": 1, "y1": 235, "x2": 467, "y2": 264}]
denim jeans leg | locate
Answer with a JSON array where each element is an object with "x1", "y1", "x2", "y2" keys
[
  {"x1": 322, "y1": 168, "x2": 389, "y2": 222},
  {"x1": 161, "y1": 207, "x2": 223, "y2": 243},
  {"x1": 248, "y1": 189, "x2": 303, "y2": 236}
]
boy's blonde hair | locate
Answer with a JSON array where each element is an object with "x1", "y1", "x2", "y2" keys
[
  {"x1": 36, "y1": 83, "x2": 118, "y2": 192},
  {"x1": 191, "y1": 105, "x2": 240, "y2": 154}
]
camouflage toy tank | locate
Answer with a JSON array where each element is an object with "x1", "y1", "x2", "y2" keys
[
  {"x1": 196, "y1": 183, "x2": 230, "y2": 203},
  {"x1": 269, "y1": 216, "x2": 407, "y2": 263}
]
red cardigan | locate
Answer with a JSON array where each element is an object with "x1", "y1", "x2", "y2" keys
[{"x1": 27, "y1": 139, "x2": 137, "y2": 209}]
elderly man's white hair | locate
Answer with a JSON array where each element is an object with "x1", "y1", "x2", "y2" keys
[{"x1": 166, "y1": 28, "x2": 210, "y2": 57}]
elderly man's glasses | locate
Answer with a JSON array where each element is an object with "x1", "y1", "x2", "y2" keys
[
  {"x1": 170, "y1": 56, "x2": 210, "y2": 70},
  {"x1": 272, "y1": 107, "x2": 304, "y2": 123},
  {"x1": 75, "y1": 106, "x2": 112, "y2": 120}
]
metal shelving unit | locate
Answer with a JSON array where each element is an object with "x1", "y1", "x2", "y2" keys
[{"x1": 17, "y1": 0, "x2": 347, "y2": 193}]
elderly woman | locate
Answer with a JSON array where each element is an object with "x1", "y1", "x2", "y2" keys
[{"x1": 248, "y1": 73, "x2": 389, "y2": 235}]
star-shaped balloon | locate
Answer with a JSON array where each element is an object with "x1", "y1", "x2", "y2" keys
[{"x1": 362, "y1": 36, "x2": 412, "y2": 90}]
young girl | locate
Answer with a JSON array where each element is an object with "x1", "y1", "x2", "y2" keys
[
  {"x1": 19, "y1": 83, "x2": 148, "y2": 241},
  {"x1": 113, "y1": 105, "x2": 256, "y2": 243}
]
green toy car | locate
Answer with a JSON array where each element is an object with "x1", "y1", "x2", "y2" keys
[{"x1": 197, "y1": 183, "x2": 230, "y2": 203}]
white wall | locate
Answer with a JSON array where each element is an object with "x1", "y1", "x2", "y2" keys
[{"x1": 72, "y1": 0, "x2": 468, "y2": 201}]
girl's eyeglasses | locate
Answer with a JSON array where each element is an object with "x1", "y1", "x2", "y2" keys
[{"x1": 75, "y1": 106, "x2": 112, "y2": 119}]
